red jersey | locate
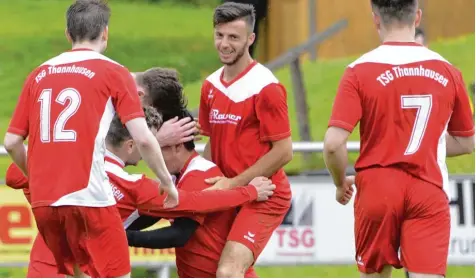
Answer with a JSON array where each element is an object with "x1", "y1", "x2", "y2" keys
[
  {"x1": 170, "y1": 153, "x2": 244, "y2": 277},
  {"x1": 199, "y1": 61, "x2": 292, "y2": 198},
  {"x1": 103, "y1": 151, "x2": 258, "y2": 227},
  {"x1": 105, "y1": 151, "x2": 257, "y2": 276},
  {"x1": 7, "y1": 49, "x2": 144, "y2": 208},
  {"x1": 329, "y1": 42, "x2": 475, "y2": 193}
]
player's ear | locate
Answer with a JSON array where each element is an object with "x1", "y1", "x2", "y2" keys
[
  {"x1": 415, "y1": 9, "x2": 422, "y2": 27},
  {"x1": 372, "y1": 12, "x2": 381, "y2": 30},
  {"x1": 65, "y1": 28, "x2": 73, "y2": 44},
  {"x1": 248, "y1": 32, "x2": 255, "y2": 47},
  {"x1": 102, "y1": 26, "x2": 109, "y2": 42},
  {"x1": 125, "y1": 139, "x2": 134, "y2": 153}
]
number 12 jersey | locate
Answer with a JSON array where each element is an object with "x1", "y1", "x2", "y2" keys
[{"x1": 8, "y1": 49, "x2": 144, "y2": 208}]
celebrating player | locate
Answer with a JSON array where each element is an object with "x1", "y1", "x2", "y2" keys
[
  {"x1": 198, "y1": 2, "x2": 293, "y2": 277},
  {"x1": 6, "y1": 106, "x2": 274, "y2": 278},
  {"x1": 126, "y1": 109, "x2": 260, "y2": 278},
  {"x1": 3, "y1": 0, "x2": 176, "y2": 277},
  {"x1": 323, "y1": 0, "x2": 475, "y2": 277}
]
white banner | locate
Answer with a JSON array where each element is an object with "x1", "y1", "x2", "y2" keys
[{"x1": 257, "y1": 176, "x2": 475, "y2": 265}]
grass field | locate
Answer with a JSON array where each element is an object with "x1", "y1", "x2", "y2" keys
[
  {"x1": 1, "y1": 264, "x2": 474, "y2": 278},
  {"x1": 0, "y1": 1, "x2": 474, "y2": 277}
]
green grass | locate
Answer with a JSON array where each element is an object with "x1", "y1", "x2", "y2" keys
[{"x1": 1, "y1": 265, "x2": 473, "y2": 278}]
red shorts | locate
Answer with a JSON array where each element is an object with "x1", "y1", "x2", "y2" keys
[
  {"x1": 354, "y1": 167, "x2": 450, "y2": 275},
  {"x1": 227, "y1": 193, "x2": 291, "y2": 260},
  {"x1": 32, "y1": 206, "x2": 130, "y2": 277},
  {"x1": 177, "y1": 265, "x2": 258, "y2": 278},
  {"x1": 28, "y1": 234, "x2": 66, "y2": 278}
]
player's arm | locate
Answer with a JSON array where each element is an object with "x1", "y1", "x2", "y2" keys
[
  {"x1": 127, "y1": 215, "x2": 162, "y2": 231},
  {"x1": 4, "y1": 72, "x2": 35, "y2": 176},
  {"x1": 111, "y1": 67, "x2": 177, "y2": 201},
  {"x1": 446, "y1": 70, "x2": 475, "y2": 157},
  {"x1": 135, "y1": 175, "x2": 261, "y2": 215},
  {"x1": 228, "y1": 84, "x2": 293, "y2": 187},
  {"x1": 324, "y1": 67, "x2": 361, "y2": 187},
  {"x1": 126, "y1": 217, "x2": 199, "y2": 249},
  {"x1": 5, "y1": 163, "x2": 29, "y2": 190}
]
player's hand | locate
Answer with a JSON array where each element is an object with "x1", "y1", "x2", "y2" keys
[
  {"x1": 249, "y1": 177, "x2": 275, "y2": 201},
  {"x1": 161, "y1": 183, "x2": 179, "y2": 208},
  {"x1": 204, "y1": 176, "x2": 234, "y2": 190},
  {"x1": 336, "y1": 176, "x2": 355, "y2": 205},
  {"x1": 156, "y1": 117, "x2": 197, "y2": 146}
]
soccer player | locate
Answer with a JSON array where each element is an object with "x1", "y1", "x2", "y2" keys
[
  {"x1": 134, "y1": 68, "x2": 200, "y2": 146},
  {"x1": 323, "y1": 0, "x2": 475, "y2": 277},
  {"x1": 3, "y1": 0, "x2": 176, "y2": 277},
  {"x1": 126, "y1": 109, "x2": 260, "y2": 278},
  {"x1": 6, "y1": 107, "x2": 274, "y2": 278},
  {"x1": 198, "y1": 2, "x2": 293, "y2": 277}
]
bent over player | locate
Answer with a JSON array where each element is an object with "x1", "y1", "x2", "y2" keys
[
  {"x1": 198, "y1": 2, "x2": 293, "y2": 277},
  {"x1": 126, "y1": 110, "x2": 261, "y2": 278},
  {"x1": 323, "y1": 0, "x2": 475, "y2": 277},
  {"x1": 3, "y1": 0, "x2": 176, "y2": 277}
]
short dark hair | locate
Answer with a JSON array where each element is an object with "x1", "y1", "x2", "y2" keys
[
  {"x1": 160, "y1": 109, "x2": 195, "y2": 151},
  {"x1": 106, "y1": 106, "x2": 162, "y2": 148},
  {"x1": 371, "y1": 0, "x2": 418, "y2": 25},
  {"x1": 66, "y1": 0, "x2": 111, "y2": 42},
  {"x1": 135, "y1": 68, "x2": 187, "y2": 121},
  {"x1": 213, "y1": 2, "x2": 256, "y2": 31}
]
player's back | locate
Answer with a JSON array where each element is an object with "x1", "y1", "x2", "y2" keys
[
  {"x1": 25, "y1": 49, "x2": 131, "y2": 208},
  {"x1": 172, "y1": 153, "x2": 238, "y2": 277},
  {"x1": 344, "y1": 42, "x2": 466, "y2": 189}
]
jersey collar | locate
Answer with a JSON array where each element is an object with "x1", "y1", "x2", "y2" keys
[
  {"x1": 105, "y1": 150, "x2": 126, "y2": 168},
  {"x1": 68, "y1": 48, "x2": 95, "y2": 52},
  {"x1": 220, "y1": 60, "x2": 257, "y2": 88},
  {"x1": 382, "y1": 41, "x2": 422, "y2": 47},
  {"x1": 177, "y1": 151, "x2": 200, "y2": 181}
]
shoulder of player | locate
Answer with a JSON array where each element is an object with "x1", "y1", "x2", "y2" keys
[
  {"x1": 105, "y1": 161, "x2": 144, "y2": 184},
  {"x1": 41, "y1": 50, "x2": 123, "y2": 68},
  {"x1": 180, "y1": 156, "x2": 221, "y2": 182},
  {"x1": 205, "y1": 63, "x2": 280, "y2": 93},
  {"x1": 348, "y1": 45, "x2": 451, "y2": 69}
]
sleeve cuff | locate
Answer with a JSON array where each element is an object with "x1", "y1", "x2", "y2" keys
[
  {"x1": 260, "y1": 130, "x2": 291, "y2": 142},
  {"x1": 243, "y1": 185, "x2": 258, "y2": 201},
  {"x1": 7, "y1": 127, "x2": 28, "y2": 137},
  {"x1": 448, "y1": 128, "x2": 475, "y2": 137},
  {"x1": 328, "y1": 120, "x2": 355, "y2": 132},
  {"x1": 120, "y1": 112, "x2": 145, "y2": 124}
]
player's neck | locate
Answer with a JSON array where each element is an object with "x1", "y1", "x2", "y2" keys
[
  {"x1": 71, "y1": 42, "x2": 103, "y2": 53},
  {"x1": 381, "y1": 27, "x2": 416, "y2": 43},
  {"x1": 105, "y1": 146, "x2": 128, "y2": 167},
  {"x1": 176, "y1": 150, "x2": 196, "y2": 175},
  {"x1": 222, "y1": 55, "x2": 254, "y2": 82}
]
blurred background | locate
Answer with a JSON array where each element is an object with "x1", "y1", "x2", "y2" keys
[{"x1": 0, "y1": 0, "x2": 474, "y2": 277}]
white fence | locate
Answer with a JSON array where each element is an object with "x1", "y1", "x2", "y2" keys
[{"x1": 0, "y1": 141, "x2": 361, "y2": 155}]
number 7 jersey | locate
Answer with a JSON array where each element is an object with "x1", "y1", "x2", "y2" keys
[
  {"x1": 329, "y1": 42, "x2": 474, "y2": 193},
  {"x1": 7, "y1": 49, "x2": 144, "y2": 208}
]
